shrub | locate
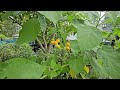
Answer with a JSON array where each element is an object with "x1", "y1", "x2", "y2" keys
[{"x1": 0, "y1": 43, "x2": 35, "y2": 61}]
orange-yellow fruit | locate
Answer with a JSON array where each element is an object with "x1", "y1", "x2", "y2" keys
[
  {"x1": 66, "y1": 42, "x2": 70, "y2": 47},
  {"x1": 66, "y1": 46, "x2": 70, "y2": 51},
  {"x1": 54, "y1": 41, "x2": 58, "y2": 45},
  {"x1": 51, "y1": 41, "x2": 55, "y2": 45},
  {"x1": 55, "y1": 44, "x2": 60, "y2": 49},
  {"x1": 56, "y1": 39, "x2": 60, "y2": 43}
]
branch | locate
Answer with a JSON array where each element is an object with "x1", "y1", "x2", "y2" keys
[
  {"x1": 36, "y1": 37, "x2": 46, "y2": 53},
  {"x1": 42, "y1": 29, "x2": 47, "y2": 50},
  {"x1": 48, "y1": 24, "x2": 57, "y2": 53},
  {"x1": 96, "y1": 12, "x2": 106, "y2": 27},
  {"x1": 103, "y1": 25, "x2": 116, "y2": 43},
  {"x1": 48, "y1": 34, "x2": 55, "y2": 53}
]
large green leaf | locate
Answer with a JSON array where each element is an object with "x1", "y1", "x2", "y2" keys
[
  {"x1": 68, "y1": 56, "x2": 84, "y2": 74},
  {"x1": 16, "y1": 18, "x2": 40, "y2": 44},
  {"x1": 38, "y1": 14, "x2": 47, "y2": 32},
  {"x1": 72, "y1": 23, "x2": 102, "y2": 51},
  {"x1": 70, "y1": 40, "x2": 80, "y2": 54},
  {"x1": 38, "y1": 11, "x2": 63, "y2": 25},
  {"x1": 1, "y1": 58, "x2": 45, "y2": 79},
  {"x1": 83, "y1": 11, "x2": 100, "y2": 22},
  {"x1": 83, "y1": 51, "x2": 91, "y2": 65},
  {"x1": 107, "y1": 11, "x2": 119, "y2": 25},
  {"x1": 90, "y1": 57, "x2": 108, "y2": 78},
  {"x1": 97, "y1": 46, "x2": 120, "y2": 79},
  {"x1": 0, "y1": 62, "x2": 8, "y2": 78}
]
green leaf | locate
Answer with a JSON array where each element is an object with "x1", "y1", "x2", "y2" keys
[
  {"x1": 107, "y1": 11, "x2": 119, "y2": 25},
  {"x1": 116, "y1": 17, "x2": 120, "y2": 25},
  {"x1": 51, "y1": 58, "x2": 57, "y2": 69},
  {"x1": 83, "y1": 51, "x2": 91, "y2": 65},
  {"x1": 38, "y1": 14, "x2": 47, "y2": 32},
  {"x1": 90, "y1": 57, "x2": 108, "y2": 78},
  {"x1": 16, "y1": 18, "x2": 40, "y2": 44},
  {"x1": 102, "y1": 31, "x2": 110, "y2": 38},
  {"x1": 41, "y1": 54, "x2": 54, "y2": 66},
  {"x1": 50, "y1": 54, "x2": 62, "y2": 71},
  {"x1": 61, "y1": 65, "x2": 70, "y2": 73},
  {"x1": 113, "y1": 28, "x2": 120, "y2": 37},
  {"x1": 102, "y1": 18, "x2": 112, "y2": 24},
  {"x1": 116, "y1": 48, "x2": 120, "y2": 53},
  {"x1": 48, "y1": 27, "x2": 58, "y2": 35},
  {"x1": 12, "y1": 11, "x2": 23, "y2": 16},
  {"x1": 68, "y1": 56, "x2": 84, "y2": 74},
  {"x1": 50, "y1": 71, "x2": 58, "y2": 78},
  {"x1": 1, "y1": 11, "x2": 14, "y2": 21},
  {"x1": 59, "y1": 29, "x2": 67, "y2": 43},
  {"x1": 0, "y1": 34, "x2": 7, "y2": 39},
  {"x1": 27, "y1": 56, "x2": 37, "y2": 62},
  {"x1": 1, "y1": 58, "x2": 45, "y2": 79},
  {"x1": 72, "y1": 23, "x2": 102, "y2": 51},
  {"x1": 72, "y1": 19, "x2": 85, "y2": 25},
  {"x1": 70, "y1": 40, "x2": 80, "y2": 54},
  {"x1": 38, "y1": 11, "x2": 63, "y2": 25},
  {"x1": 0, "y1": 62, "x2": 8, "y2": 79},
  {"x1": 84, "y1": 11, "x2": 99, "y2": 21},
  {"x1": 97, "y1": 46, "x2": 120, "y2": 79}
]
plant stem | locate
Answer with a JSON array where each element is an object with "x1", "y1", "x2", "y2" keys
[
  {"x1": 43, "y1": 30, "x2": 47, "y2": 50},
  {"x1": 103, "y1": 25, "x2": 116, "y2": 43},
  {"x1": 48, "y1": 34, "x2": 56, "y2": 53},
  {"x1": 96, "y1": 11, "x2": 106, "y2": 27},
  {"x1": 36, "y1": 37, "x2": 46, "y2": 53},
  {"x1": 40, "y1": 75, "x2": 47, "y2": 79}
]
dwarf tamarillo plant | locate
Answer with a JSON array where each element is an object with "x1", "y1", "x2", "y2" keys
[{"x1": 0, "y1": 11, "x2": 120, "y2": 79}]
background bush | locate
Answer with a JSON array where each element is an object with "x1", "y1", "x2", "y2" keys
[{"x1": 0, "y1": 43, "x2": 35, "y2": 61}]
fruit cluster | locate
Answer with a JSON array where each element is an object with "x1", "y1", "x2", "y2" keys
[
  {"x1": 51, "y1": 39, "x2": 61, "y2": 49},
  {"x1": 50, "y1": 39, "x2": 71, "y2": 51},
  {"x1": 65, "y1": 42, "x2": 71, "y2": 51}
]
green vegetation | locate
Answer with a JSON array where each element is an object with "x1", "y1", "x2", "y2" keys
[{"x1": 0, "y1": 11, "x2": 120, "y2": 79}]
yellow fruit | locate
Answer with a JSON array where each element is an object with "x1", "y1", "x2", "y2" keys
[
  {"x1": 56, "y1": 39, "x2": 60, "y2": 43},
  {"x1": 51, "y1": 41, "x2": 55, "y2": 45},
  {"x1": 55, "y1": 44, "x2": 60, "y2": 49},
  {"x1": 66, "y1": 46, "x2": 70, "y2": 51},
  {"x1": 66, "y1": 42, "x2": 70, "y2": 47},
  {"x1": 54, "y1": 41, "x2": 58, "y2": 45},
  {"x1": 84, "y1": 66, "x2": 89, "y2": 73}
]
